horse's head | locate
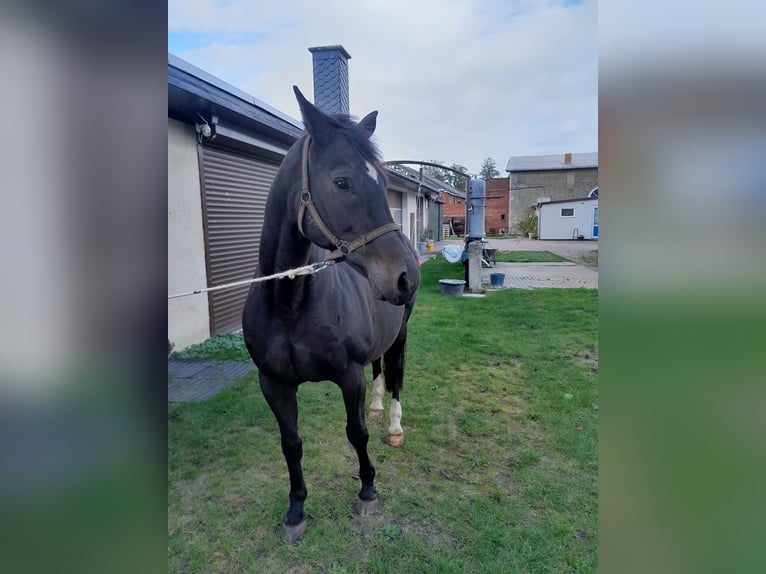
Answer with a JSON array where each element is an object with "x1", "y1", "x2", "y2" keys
[{"x1": 292, "y1": 86, "x2": 419, "y2": 305}]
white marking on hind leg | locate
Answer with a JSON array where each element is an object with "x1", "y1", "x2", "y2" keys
[
  {"x1": 368, "y1": 375, "x2": 385, "y2": 418},
  {"x1": 388, "y1": 399, "x2": 403, "y2": 437}
]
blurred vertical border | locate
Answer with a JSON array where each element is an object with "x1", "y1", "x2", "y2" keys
[
  {"x1": 600, "y1": 1, "x2": 766, "y2": 573},
  {"x1": 0, "y1": 1, "x2": 167, "y2": 572}
]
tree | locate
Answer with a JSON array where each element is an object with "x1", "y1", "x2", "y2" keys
[
  {"x1": 479, "y1": 157, "x2": 500, "y2": 180},
  {"x1": 425, "y1": 161, "x2": 470, "y2": 191},
  {"x1": 424, "y1": 160, "x2": 448, "y2": 183},
  {"x1": 449, "y1": 164, "x2": 470, "y2": 191}
]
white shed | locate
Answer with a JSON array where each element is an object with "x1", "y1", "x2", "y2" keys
[{"x1": 537, "y1": 197, "x2": 598, "y2": 240}]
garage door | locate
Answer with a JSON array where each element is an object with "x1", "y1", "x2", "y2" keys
[{"x1": 200, "y1": 145, "x2": 281, "y2": 334}]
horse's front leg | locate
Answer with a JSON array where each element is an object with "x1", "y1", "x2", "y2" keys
[
  {"x1": 337, "y1": 366, "x2": 378, "y2": 516},
  {"x1": 259, "y1": 373, "x2": 307, "y2": 543}
]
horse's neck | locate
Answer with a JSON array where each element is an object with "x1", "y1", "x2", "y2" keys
[
  {"x1": 258, "y1": 163, "x2": 317, "y2": 310},
  {"x1": 259, "y1": 151, "x2": 311, "y2": 274}
]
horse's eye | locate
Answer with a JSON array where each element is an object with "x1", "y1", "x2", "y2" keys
[{"x1": 333, "y1": 178, "x2": 350, "y2": 191}]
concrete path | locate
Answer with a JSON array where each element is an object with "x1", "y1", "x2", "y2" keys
[
  {"x1": 420, "y1": 237, "x2": 598, "y2": 289},
  {"x1": 168, "y1": 359, "x2": 253, "y2": 402},
  {"x1": 482, "y1": 262, "x2": 597, "y2": 289}
]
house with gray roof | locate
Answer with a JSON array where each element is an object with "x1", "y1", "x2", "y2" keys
[
  {"x1": 505, "y1": 152, "x2": 598, "y2": 235},
  {"x1": 169, "y1": 47, "x2": 427, "y2": 350}
]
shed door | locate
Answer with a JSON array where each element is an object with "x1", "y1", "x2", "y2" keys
[
  {"x1": 200, "y1": 145, "x2": 281, "y2": 334},
  {"x1": 387, "y1": 190, "x2": 402, "y2": 227},
  {"x1": 428, "y1": 202, "x2": 443, "y2": 241},
  {"x1": 593, "y1": 206, "x2": 598, "y2": 238}
]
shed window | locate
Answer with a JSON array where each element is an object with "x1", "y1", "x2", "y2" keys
[
  {"x1": 500, "y1": 214, "x2": 505, "y2": 220},
  {"x1": 561, "y1": 208, "x2": 575, "y2": 217}
]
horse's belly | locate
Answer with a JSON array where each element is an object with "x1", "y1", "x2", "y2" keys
[{"x1": 364, "y1": 302, "x2": 405, "y2": 363}]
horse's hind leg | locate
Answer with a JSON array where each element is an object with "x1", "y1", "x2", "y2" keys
[
  {"x1": 337, "y1": 366, "x2": 378, "y2": 516},
  {"x1": 384, "y1": 328, "x2": 407, "y2": 447},
  {"x1": 368, "y1": 358, "x2": 385, "y2": 419},
  {"x1": 259, "y1": 373, "x2": 307, "y2": 543}
]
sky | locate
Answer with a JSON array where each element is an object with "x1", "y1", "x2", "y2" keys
[{"x1": 168, "y1": 0, "x2": 597, "y2": 176}]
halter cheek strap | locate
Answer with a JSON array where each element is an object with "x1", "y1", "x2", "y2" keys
[{"x1": 297, "y1": 136, "x2": 401, "y2": 261}]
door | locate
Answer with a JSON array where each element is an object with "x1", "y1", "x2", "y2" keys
[
  {"x1": 593, "y1": 206, "x2": 599, "y2": 238},
  {"x1": 200, "y1": 145, "x2": 281, "y2": 334}
]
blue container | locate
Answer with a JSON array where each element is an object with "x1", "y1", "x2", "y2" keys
[
  {"x1": 490, "y1": 273, "x2": 505, "y2": 287},
  {"x1": 439, "y1": 279, "x2": 465, "y2": 296}
]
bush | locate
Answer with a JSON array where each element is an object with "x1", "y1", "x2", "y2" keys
[{"x1": 516, "y1": 214, "x2": 538, "y2": 235}]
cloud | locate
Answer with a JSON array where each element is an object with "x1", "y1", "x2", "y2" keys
[{"x1": 169, "y1": 0, "x2": 596, "y2": 174}]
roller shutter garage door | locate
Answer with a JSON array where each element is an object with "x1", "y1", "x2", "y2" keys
[{"x1": 200, "y1": 145, "x2": 281, "y2": 334}]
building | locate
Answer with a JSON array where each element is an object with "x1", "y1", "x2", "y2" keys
[
  {"x1": 439, "y1": 183, "x2": 466, "y2": 237},
  {"x1": 537, "y1": 196, "x2": 598, "y2": 240},
  {"x1": 484, "y1": 177, "x2": 510, "y2": 235},
  {"x1": 505, "y1": 152, "x2": 598, "y2": 235},
  {"x1": 168, "y1": 47, "x2": 425, "y2": 350}
]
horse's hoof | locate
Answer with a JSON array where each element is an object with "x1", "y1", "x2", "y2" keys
[
  {"x1": 355, "y1": 496, "x2": 379, "y2": 516},
  {"x1": 284, "y1": 519, "x2": 307, "y2": 543},
  {"x1": 368, "y1": 408, "x2": 383, "y2": 419},
  {"x1": 386, "y1": 432, "x2": 404, "y2": 446}
]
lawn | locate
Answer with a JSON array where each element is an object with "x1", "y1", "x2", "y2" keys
[
  {"x1": 579, "y1": 250, "x2": 598, "y2": 269},
  {"x1": 493, "y1": 250, "x2": 568, "y2": 263},
  {"x1": 168, "y1": 257, "x2": 598, "y2": 573}
]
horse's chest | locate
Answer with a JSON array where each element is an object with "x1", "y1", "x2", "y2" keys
[{"x1": 245, "y1": 282, "x2": 404, "y2": 382}]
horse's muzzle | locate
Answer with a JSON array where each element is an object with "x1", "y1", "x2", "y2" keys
[{"x1": 348, "y1": 232, "x2": 420, "y2": 305}]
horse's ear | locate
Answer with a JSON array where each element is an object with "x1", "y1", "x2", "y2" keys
[
  {"x1": 357, "y1": 111, "x2": 378, "y2": 139},
  {"x1": 293, "y1": 85, "x2": 332, "y2": 143}
]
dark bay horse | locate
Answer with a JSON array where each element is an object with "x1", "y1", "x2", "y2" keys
[{"x1": 242, "y1": 87, "x2": 420, "y2": 542}]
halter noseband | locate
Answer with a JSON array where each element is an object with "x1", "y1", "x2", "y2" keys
[{"x1": 297, "y1": 136, "x2": 401, "y2": 261}]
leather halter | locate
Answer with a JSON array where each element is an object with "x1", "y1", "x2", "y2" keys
[{"x1": 297, "y1": 136, "x2": 401, "y2": 261}]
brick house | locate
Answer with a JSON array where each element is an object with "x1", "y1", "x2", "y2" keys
[
  {"x1": 437, "y1": 183, "x2": 466, "y2": 237},
  {"x1": 505, "y1": 152, "x2": 598, "y2": 235},
  {"x1": 484, "y1": 177, "x2": 510, "y2": 235}
]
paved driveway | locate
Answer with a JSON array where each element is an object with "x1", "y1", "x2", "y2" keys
[{"x1": 424, "y1": 238, "x2": 598, "y2": 290}]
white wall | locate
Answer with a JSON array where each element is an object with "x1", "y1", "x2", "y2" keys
[
  {"x1": 168, "y1": 118, "x2": 211, "y2": 350},
  {"x1": 390, "y1": 184, "x2": 418, "y2": 247},
  {"x1": 538, "y1": 198, "x2": 598, "y2": 240}
]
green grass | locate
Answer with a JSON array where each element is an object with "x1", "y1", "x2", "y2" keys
[
  {"x1": 168, "y1": 258, "x2": 598, "y2": 573},
  {"x1": 579, "y1": 250, "x2": 598, "y2": 269},
  {"x1": 493, "y1": 250, "x2": 569, "y2": 263},
  {"x1": 172, "y1": 332, "x2": 249, "y2": 361}
]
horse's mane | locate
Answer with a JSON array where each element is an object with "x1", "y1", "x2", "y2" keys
[{"x1": 325, "y1": 114, "x2": 382, "y2": 165}]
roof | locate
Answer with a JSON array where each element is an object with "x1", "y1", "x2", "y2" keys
[
  {"x1": 387, "y1": 164, "x2": 466, "y2": 199},
  {"x1": 506, "y1": 152, "x2": 598, "y2": 172},
  {"x1": 168, "y1": 53, "x2": 304, "y2": 149},
  {"x1": 537, "y1": 196, "x2": 598, "y2": 207}
]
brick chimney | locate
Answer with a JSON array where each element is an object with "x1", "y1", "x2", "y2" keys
[
  {"x1": 308, "y1": 45, "x2": 351, "y2": 116},
  {"x1": 564, "y1": 152, "x2": 572, "y2": 164}
]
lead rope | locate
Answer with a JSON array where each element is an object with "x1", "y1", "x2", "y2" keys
[{"x1": 167, "y1": 260, "x2": 334, "y2": 300}]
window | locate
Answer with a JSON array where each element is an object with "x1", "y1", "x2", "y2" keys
[
  {"x1": 391, "y1": 208, "x2": 402, "y2": 226},
  {"x1": 500, "y1": 214, "x2": 505, "y2": 220},
  {"x1": 561, "y1": 208, "x2": 575, "y2": 217}
]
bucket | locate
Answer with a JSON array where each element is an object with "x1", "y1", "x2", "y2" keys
[
  {"x1": 490, "y1": 273, "x2": 505, "y2": 287},
  {"x1": 439, "y1": 279, "x2": 465, "y2": 296}
]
